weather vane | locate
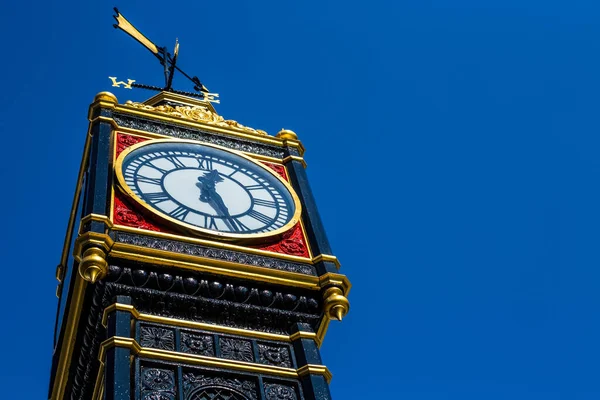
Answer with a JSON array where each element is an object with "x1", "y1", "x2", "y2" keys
[{"x1": 109, "y1": 7, "x2": 219, "y2": 103}]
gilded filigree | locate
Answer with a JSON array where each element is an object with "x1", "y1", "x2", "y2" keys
[{"x1": 124, "y1": 101, "x2": 268, "y2": 136}]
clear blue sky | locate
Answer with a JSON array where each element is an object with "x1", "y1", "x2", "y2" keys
[{"x1": 1, "y1": 1, "x2": 600, "y2": 399}]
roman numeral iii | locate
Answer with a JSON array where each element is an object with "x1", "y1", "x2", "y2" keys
[{"x1": 253, "y1": 199, "x2": 277, "y2": 208}]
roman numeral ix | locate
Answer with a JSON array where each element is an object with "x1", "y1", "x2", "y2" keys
[
  {"x1": 144, "y1": 191, "x2": 171, "y2": 204},
  {"x1": 135, "y1": 175, "x2": 162, "y2": 185}
]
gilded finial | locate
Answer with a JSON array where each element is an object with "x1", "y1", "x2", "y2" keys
[
  {"x1": 94, "y1": 91, "x2": 118, "y2": 104},
  {"x1": 78, "y1": 247, "x2": 108, "y2": 283},
  {"x1": 322, "y1": 286, "x2": 350, "y2": 321},
  {"x1": 276, "y1": 128, "x2": 298, "y2": 141}
]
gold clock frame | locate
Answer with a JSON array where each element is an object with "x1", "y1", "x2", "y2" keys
[{"x1": 114, "y1": 138, "x2": 303, "y2": 243}]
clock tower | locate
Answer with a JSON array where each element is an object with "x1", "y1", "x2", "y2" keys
[{"x1": 48, "y1": 90, "x2": 351, "y2": 400}]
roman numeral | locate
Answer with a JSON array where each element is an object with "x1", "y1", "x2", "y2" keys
[
  {"x1": 246, "y1": 184, "x2": 264, "y2": 191},
  {"x1": 253, "y1": 199, "x2": 277, "y2": 208},
  {"x1": 247, "y1": 210, "x2": 273, "y2": 225},
  {"x1": 146, "y1": 162, "x2": 168, "y2": 174},
  {"x1": 165, "y1": 156, "x2": 186, "y2": 168},
  {"x1": 144, "y1": 191, "x2": 171, "y2": 204},
  {"x1": 228, "y1": 217, "x2": 251, "y2": 232},
  {"x1": 227, "y1": 167, "x2": 240, "y2": 177},
  {"x1": 196, "y1": 155, "x2": 213, "y2": 170},
  {"x1": 135, "y1": 175, "x2": 162, "y2": 185},
  {"x1": 168, "y1": 206, "x2": 190, "y2": 220},
  {"x1": 204, "y1": 215, "x2": 218, "y2": 230}
]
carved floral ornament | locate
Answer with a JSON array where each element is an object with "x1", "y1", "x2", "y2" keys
[{"x1": 124, "y1": 101, "x2": 268, "y2": 136}]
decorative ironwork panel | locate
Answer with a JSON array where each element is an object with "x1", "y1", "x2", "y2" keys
[
  {"x1": 105, "y1": 281, "x2": 321, "y2": 335},
  {"x1": 140, "y1": 325, "x2": 175, "y2": 351},
  {"x1": 219, "y1": 338, "x2": 254, "y2": 362},
  {"x1": 264, "y1": 383, "x2": 298, "y2": 400},
  {"x1": 188, "y1": 387, "x2": 249, "y2": 400},
  {"x1": 112, "y1": 114, "x2": 286, "y2": 158},
  {"x1": 141, "y1": 367, "x2": 176, "y2": 400},
  {"x1": 181, "y1": 332, "x2": 215, "y2": 356},
  {"x1": 257, "y1": 343, "x2": 292, "y2": 368},
  {"x1": 111, "y1": 232, "x2": 317, "y2": 276},
  {"x1": 183, "y1": 373, "x2": 258, "y2": 400}
]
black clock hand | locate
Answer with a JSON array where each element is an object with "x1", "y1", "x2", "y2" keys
[
  {"x1": 207, "y1": 190, "x2": 230, "y2": 218},
  {"x1": 197, "y1": 171, "x2": 239, "y2": 231}
]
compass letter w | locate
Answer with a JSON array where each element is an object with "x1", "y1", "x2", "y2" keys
[{"x1": 108, "y1": 77, "x2": 136, "y2": 89}]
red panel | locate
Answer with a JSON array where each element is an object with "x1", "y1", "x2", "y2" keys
[
  {"x1": 113, "y1": 134, "x2": 310, "y2": 259},
  {"x1": 115, "y1": 133, "x2": 149, "y2": 158},
  {"x1": 113, "y1": 191, "x2": 167, "y2": 232},
  {"x1": 254, "y1": 223, "x2": 310, "y2": 258},
  {"x1": 260, "y1": 161, "x2": 289, "y2": 181}
]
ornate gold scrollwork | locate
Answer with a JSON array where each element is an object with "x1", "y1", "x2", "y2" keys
[
  {"x1": 78, "y1": 247, "x2": 108, "y2": 283},
  {"x1": 322, "y1": 286, "x2": 350, "y2": 321},
  {"x1": 124, "y1": 101, "x2": 268, "y2": 136}
]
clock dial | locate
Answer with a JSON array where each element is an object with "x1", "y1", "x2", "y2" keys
[{"x1": 115, "y1": 139, "x2": 301, "y2": 239}]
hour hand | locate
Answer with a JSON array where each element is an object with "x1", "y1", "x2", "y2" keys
[
  {"x1": 113, "y1": 8, "x2": 160, "y2": 56},
  {"x1": 196, "y1": 171, "x2": 229, "y2": 216}
]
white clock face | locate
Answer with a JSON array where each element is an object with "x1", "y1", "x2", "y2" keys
[{"x1": 115, "y1": 139, "x2": 300, "y2": 238}]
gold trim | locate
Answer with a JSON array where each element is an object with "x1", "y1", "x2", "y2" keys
[
  {"x1": 318, "y1": 273, "x2": 352, "y2": 295},
  {"x1": 99, "y1": 336, "x2": 331, "y2": 382},
  {"x1": 91, "y1": 360, "x2": 105, "y2": 400},
  {"x1": 101, "y1": 303, "x2": 136, "y2": 327},
  {"x1": 73, "y1": 232, "x2": 114, "y2": 260},
  {"x1": 289, "y1": 331, "x2": 319, "y2": 342},
  {"x1": 114, "y1": 138, "x2": 303, "y2": 242},
  {"x1": 57, "y1": 127, "x2": 93, "y2": 280},
  {"x1": 316, "y1": 317, "x2": 330, "y2": 346},
  {"x1": 282, "y1": 155, "x2": 307, "y2": 169},
  {"x1": 87, "y1": 94, "x2": 305, "y2": 156},
  {"x1": 115, "y1": 103, "x2": 284, "y2": 146},
  {"x1": 50, "y1": 275, "x2": 88, "y2": 400},
  {"x1": 298, "y1": 218, "x2": 314, "y2": 260},
  {"x1": 312, "y1": 254, "x2": 341, "y2": 270},
  {"x1": 252, "y1": 153, "x2": 296, "y2": 165},
  {"x1": 297, "y1": 364, "x2": 333, "y2": 383},
  {"x1": 79, "y1": 213, "x2": 113, "y2": 233},
  {"x1": 103, "y1": 232, "x2": 350, "y2": 293},
  {"x1": 144, "y1": 91, "x2": 218, "y2": 112},
  {"x1": 124, "y1": 101, "x2": 268, "y2": 136},
  {"x1": 98, "y1": 101, "x2": 305, "y2": 156},
  {"x1": 108, "y1": 243, "x2": 320, "y2": 289},
  {"x1": 102, "y1": 303, "x2": 319, "y2": 343},
  {"x1": 112, "y1": 223, "x2": 313, "y2": 263}
]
